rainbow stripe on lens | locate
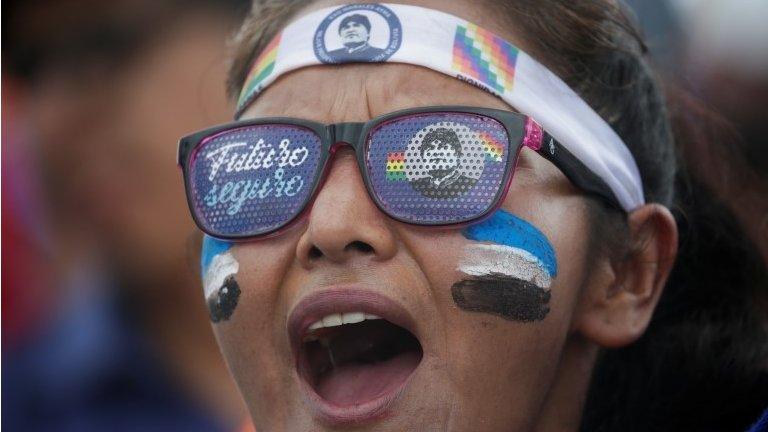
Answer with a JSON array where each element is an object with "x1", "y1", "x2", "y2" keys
[
  {"x1": 452, "y1": 23, "x2": 519, "y2": 94},
  {"x1": 480, "y1": 132, "x2": 504, "y2": 162},
  {"x1": 386, "y1": 152, "x2": 406, "y2": 181},
  {"x1": 237, "y1": 34, "x2": 281, "y2": 112}
]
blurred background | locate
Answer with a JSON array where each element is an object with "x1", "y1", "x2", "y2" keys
[
  {"x1": 1, "y1": 0, "x2": 766, "y2": 431},
  {"x1": 3, "y1": 0, "x2": 251, "y2": 430}
]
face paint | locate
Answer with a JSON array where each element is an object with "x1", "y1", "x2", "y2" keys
[
  {"x1": 201, "y1": 235, "x2": 233, "y2": 275},
  {"x1": 456, "y1": 210, "x2": 557, "y2": 321},
  {"x1": 452, "y1": 274, "x2": 550, "y2": 322},
  {"x1": 462, "y1": 210, "x2": 557, "y2": 277},
  {"x1": 458, "y1": 244, "x2": 552, "y2": 289},
  {"x1": 208, "y1": 274, "x2": 241, "y2": 323},
  {"x1": 201, "y1": 235, "x2": 240, "y2": 322}
]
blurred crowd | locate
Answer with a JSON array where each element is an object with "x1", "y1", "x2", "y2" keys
[
  {"x1": 2, "y1": 0, "x2": 766, "y2": 431},
  {"x1": 3, "y1": 0, "x2": 249, "y2": 430}
]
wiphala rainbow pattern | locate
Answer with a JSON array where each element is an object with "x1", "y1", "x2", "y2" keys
[
  {"x1": 237, "y1": 34, "x2": 281, "y2": 112},
  {"x1": 480, "y1": 131, "x2": 504, "y2": 162},
  {"x1": 452, "y1": 23, "x2": 519, "y2": 94},
  {"x1": 386, "y1": 152, "x2": 406, "y2": 181}
]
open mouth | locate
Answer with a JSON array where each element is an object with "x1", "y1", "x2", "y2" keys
[
  {"x1": 300, "y1": 313, "x2": 423, "y2": 406},
  {"x1": 288, "y1": 290, "x2": 423, "y2": 424}
]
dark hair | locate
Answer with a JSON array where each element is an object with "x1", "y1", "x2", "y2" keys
[
  {"x1": 338, "y1": 13, "x2": 371, "y2": 34},
  {"x1": 419, "y1": 128, "x2": 462, "y2": 158},
  {"x1": 226, "y1": 1, "x2": 768, "y2": 429}
]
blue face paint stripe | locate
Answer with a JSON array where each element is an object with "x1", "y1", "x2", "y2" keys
[
  {"x1": 201, "y1": 235, "x2": 233, "y2": 275},
  {"x1": 462, "y1": 210, "x2": 557, "y2": 277}
]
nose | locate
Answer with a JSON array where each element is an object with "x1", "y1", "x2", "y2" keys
[{"x1": 296, "y1": 148, "x2": 398, "y2": 268}]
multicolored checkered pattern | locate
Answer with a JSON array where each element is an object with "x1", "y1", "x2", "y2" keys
[
  {"x1": 479, "y1": 132, "x2": 504, "y2": 162},
  {"x1": 452, "y1": 23, "x2": 519, "y2": 94},
  {"x1": 385, "y1": 152, "x2": 406, "y2": 181},
  {"x1": 237, "y1": 34, "x2": 281, "y2": 112}
]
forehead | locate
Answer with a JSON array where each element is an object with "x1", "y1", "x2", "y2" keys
[
  {"x1": 239, "y1": 1, "x2": 538, "y2": 164},
  {"x1": 242, "y1": 64, "x2": 510, "y2": 122},
  {"x1": 244, "y1": 0, "x2": 529, "y2": 121},
  {"x1": 241, "y1": 63, "x2": 546, "y2": 168}
]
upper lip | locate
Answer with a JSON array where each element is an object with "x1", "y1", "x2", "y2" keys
[{"x1": 287, "y1": 287, "x2": 419, "y2": 363}]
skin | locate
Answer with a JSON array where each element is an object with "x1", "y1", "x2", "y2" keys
[{"x1": 213, "y1": 1, "x2": 679, "y2": 430}]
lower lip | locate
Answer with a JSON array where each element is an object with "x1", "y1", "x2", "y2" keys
[{"x1": 296, "y1": 357, "x2": 419, "y2": 427}]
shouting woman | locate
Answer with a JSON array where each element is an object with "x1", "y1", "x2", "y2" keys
[{"x1": 176, "y1": 1, "x2": 768, "y2": 430}]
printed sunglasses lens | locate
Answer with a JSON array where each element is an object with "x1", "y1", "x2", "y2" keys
[
  {"x1": 187, "y1": 124, "x2": 323, "y2": 237},
  {"x1": 365, "y1": 112, "x2": 511, "y2": 224}
]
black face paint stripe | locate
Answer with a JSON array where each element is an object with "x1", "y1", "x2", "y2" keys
[
  {"x1": 208, "y1": 275, "x2": 241, "y2": 323},
  {"x1": 451, "y1": 273, "x2": 550, "y2": 322}
]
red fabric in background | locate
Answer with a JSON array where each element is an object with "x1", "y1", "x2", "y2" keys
[{"x1": 2, "y1": 78, "x2": 52, "y2": 346}]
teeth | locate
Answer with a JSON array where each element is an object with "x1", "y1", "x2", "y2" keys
[
  {"x1": 342, "y1": 312, "x2": 365, "y2": 324},
  {"x1": 306, "y1": 311, "x2": 382, "y2": 334},
  {"x1": 322, "y1": 313, "x2": 343, "y2": 327}
]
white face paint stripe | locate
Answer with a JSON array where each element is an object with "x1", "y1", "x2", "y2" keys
[
  {"x1": 457, "y1": 244, "x2": 552, "y2": 289},
  {"x1": 203, "y1": 251, "x2": 239, "y2": 299}
]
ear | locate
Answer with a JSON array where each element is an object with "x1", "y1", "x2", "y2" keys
[{"x1": 573, "y1": 204, "x2": 678, "y2": 348}]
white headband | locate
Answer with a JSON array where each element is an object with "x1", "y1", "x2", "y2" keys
[{"x1": 236, "y1": 3, "x2": 645, "y2": 211}]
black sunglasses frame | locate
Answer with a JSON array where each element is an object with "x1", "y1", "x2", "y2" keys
[{"x1": 177, "y1": 105, "x2": 621, "y2": 241}]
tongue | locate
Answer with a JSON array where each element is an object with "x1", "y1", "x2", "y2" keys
[{"x1": 315, "y1": 350, "x2": 420, "y2": 406}]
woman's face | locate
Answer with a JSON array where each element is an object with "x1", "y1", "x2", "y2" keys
[{"x1": 208, "y1": 4, "x2": 597, "y2": 431}]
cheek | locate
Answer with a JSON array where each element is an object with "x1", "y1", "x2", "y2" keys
[
  {"x1": 206, "y1": 238, "x2": 300, "y2": 423},
  {"x1": 201, "y1": 235, "x2": 296, "y2": 326},
  {"x1": 454, "y1": 210, "x2": 557, "y2": 322},
  {"x1": 399, "y1": 211, "x2": 568, "y2": 427}
]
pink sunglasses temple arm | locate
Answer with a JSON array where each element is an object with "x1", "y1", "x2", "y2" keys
[{"x1": 522, "y1": 117, "x2": 544, "y2": 151}]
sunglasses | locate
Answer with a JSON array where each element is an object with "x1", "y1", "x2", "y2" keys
[{"x1": 177, "y1": 106, "x2": 619, "y2": 240}]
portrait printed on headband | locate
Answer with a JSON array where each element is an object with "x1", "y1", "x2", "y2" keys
[
  {"x1": 329, "y1": 14, "x2": 385, "y2": 60},
  {"x1": 314, "y1": 4, "x2": 402, "y2": 64}
]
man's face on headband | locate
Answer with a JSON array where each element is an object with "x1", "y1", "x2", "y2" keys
[{"x1": 339, "y1": 19, "x2": 369, "y2": 45}]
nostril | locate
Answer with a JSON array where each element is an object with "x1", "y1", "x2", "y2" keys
[
  {"x1": 346, "y1": 241, "x2": 374, "y2": 254},
  {"x1": 309, "y1": 245, "x2": 323, "y2": 259},
  {"x1": 306, "y1": 241, "x2": 374, "y2": 262}
]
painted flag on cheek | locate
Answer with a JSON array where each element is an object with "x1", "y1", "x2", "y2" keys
[
  {"x1": 201, "y1": 235, "x2": 241, "y2": 323},
  {"x1": 456, "y1": 210, "x2": 557, "y2": 322}
]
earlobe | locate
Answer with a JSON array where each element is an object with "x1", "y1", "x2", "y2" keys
[{"x1": 574, "y1": 204, "x2": 678, "y2": 348}]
